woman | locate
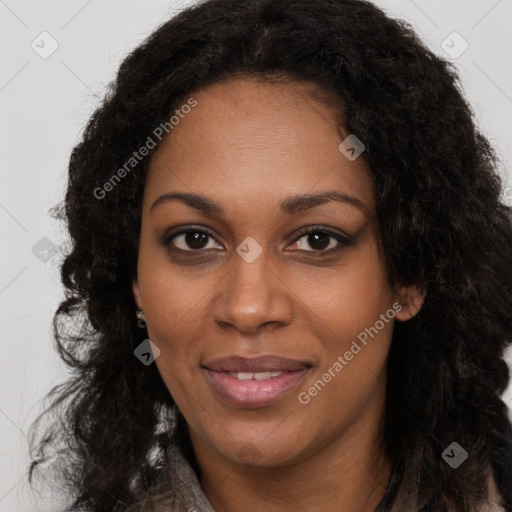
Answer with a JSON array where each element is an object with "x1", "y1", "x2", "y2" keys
[{"x1": 28, "y1": 0, "x2": 512, "y2": 510}]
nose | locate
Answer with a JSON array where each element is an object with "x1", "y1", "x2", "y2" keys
[{"x1": 212, "y1": 247, "x2": 294, "y2": 334}]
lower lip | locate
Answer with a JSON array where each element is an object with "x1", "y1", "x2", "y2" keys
[{"x1": 204, "y1": 368, "x2": 310, "y2": 408}]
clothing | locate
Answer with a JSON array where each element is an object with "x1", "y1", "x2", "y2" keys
[{"x1": 125, "y1": 441, "x2": 506, "y2": 512}]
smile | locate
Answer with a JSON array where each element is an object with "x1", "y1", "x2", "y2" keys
[
  {"x1": 202, "y1": 355, "x2": 311, "y2": 408},
  {"x1": 204, "y1": 368, "x2": 310, "y2": 408}
]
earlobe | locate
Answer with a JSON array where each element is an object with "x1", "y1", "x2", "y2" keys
[{"x1": 394, "y1": 285, "x2": 425, "y2": 322}]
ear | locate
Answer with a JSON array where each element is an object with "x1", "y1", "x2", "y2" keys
[
  {"x1": 132, "y1": 277, "x2": 143, "y2": 310},
  {"x1": 393, "y1": 285, "x2": 425, "y2": 322}
]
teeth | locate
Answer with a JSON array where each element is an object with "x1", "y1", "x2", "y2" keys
[
  {"x1": 254, "y1": 371, "x2": 282, "y2": 380},
  {"x1": 228, "y1": 371, "x2": 283, "y2": 380}
]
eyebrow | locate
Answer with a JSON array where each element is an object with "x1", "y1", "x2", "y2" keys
[{"x1": 149, "y1": 190, "x2": 365, "y2": 216}]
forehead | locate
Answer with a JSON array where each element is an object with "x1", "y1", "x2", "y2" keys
[{"x1": 144, "y1": 78, "x2": 374, "y2": 216}]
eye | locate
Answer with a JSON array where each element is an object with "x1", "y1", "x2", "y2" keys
[
  {"x1": 288, "y1": 226, "x2": 356, "y2": 255},
  {"x1": 161, "y1": 225, "x2": 355, "y2": 255},
  {"x1": 164, "y1": 227, "x2": 221, "y2": 252}
]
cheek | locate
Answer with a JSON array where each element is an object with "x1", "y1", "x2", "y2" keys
[
  {"x1": 136, "y1": 246, "x2": 215, "y2": 364},
  {"x1": 296, "y1": 237, "x2": 393, "y2": 347},
  {"x1": 293, "y1": 241, "x2": 394, "y2": 420},
  {"x1": 138, "y1": 256, "x2": 214, "y2": 409},
  {"x1": 294, "y1": 240, "x2": 393, "y2": 381}
]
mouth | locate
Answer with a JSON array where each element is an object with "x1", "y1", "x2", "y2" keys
[{"x1": 202, "y1": 355, "x2": 312, "y2": 409}]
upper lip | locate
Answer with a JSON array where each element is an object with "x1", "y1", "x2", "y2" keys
[{"x1": 203, "y1": 355, "x2": 311, "y2": 373}]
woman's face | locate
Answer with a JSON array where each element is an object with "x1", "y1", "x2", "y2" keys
[{"x1": 133, "y1": 77, "x2": 419, "y2": 469}]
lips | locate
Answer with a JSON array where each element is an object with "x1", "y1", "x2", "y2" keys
[
  {"x1": 202, "y1": 355, "x2": 311, "y2": 408},
  {"x1": 203, "y1": 355, "x2": 310, "y2": 373}
]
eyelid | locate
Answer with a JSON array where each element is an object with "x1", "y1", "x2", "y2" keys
[
  {"x1": 291, "y1": 224, "x2": 355, "y2": 244},
  {"x1": 287, "y1": 225, "x2": 357, "y2": 255},
  {"x1": 159, "y1": 224, "x2": 221, "y2": 250}
]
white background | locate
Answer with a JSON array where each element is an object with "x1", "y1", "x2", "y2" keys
[{"x1": 1, "y1": 1, "x2": 512, "y2": 510}]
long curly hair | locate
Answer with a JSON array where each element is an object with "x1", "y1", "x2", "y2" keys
[{"x1": 28, "y1": 0, "x2": 512, "y2": 510}]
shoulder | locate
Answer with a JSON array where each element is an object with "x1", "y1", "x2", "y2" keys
[
  {"x1": 484, "y1": 470, "x2": 507, "y2": 512},
  {"x1": 124, "y1": 442, "x2": 215, "y2": 512},
  {"x1": 124, "y1": 490, "x2": 194, "y2": 512},
  {"x1": 389, "y1": 463, "x2": 507, "y2": 512}
]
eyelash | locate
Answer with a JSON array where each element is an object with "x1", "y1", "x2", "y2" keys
[{"x1": 160, "y1": 225, "x2": 356, "y2": 257}]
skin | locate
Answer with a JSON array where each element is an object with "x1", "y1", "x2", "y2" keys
[{"x1": 132, "y1": 77, "x2": 424, "y2": 512}]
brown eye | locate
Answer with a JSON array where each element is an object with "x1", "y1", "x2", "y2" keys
[
  {"x1": 299, "y1": 232, "x2": 332, "y2": 251},
  {"x1": 161, "y1": 225, "x2": 356, "y2": 256},
  {"x1": 289, "y1": 227, "x2": 356, "y2": 255},
  {"x1": 165, "y1": 229, "x2": 222, "y2": 252}
]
